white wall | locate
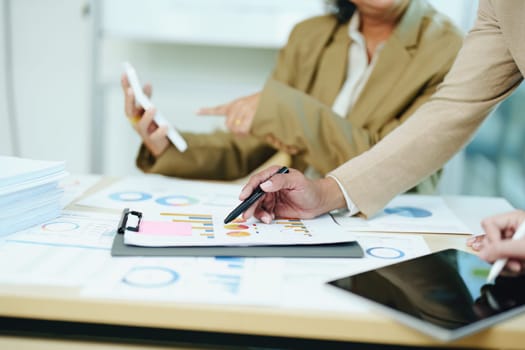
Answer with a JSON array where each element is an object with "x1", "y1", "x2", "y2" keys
[
  {"x1": 0, "y1": 0, "x2": 13, "y2": 156},
  {"x1": 5, "y1": 0, "x2": 91, "y2": 171}
]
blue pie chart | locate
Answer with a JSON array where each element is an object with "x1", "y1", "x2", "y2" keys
[{"x1": 384, "y1": 206, "x2": 432, "y2": 218}]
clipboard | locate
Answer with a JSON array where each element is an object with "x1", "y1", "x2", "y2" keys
[{"x1": 111, "y1": 209, "x2": 364, "y2": 258}]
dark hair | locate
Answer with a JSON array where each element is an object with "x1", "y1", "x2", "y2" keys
[{"x1": 327, "y1": 0, "x2": 357, "y2": 24}]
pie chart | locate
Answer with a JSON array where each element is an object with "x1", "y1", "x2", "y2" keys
[
  {"x1": 122, "y1": 266, "x2": 179, "y2": 288},
  {"x1": 223, "y1": 224, "x2": 249, "y2": 230},
  {"x1": 383, "y1": 206, "x2": 432, "y2": 218}
]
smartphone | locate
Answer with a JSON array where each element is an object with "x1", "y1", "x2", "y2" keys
[{"x1": 123, "y1": 62, "x2": 188, "y2": 152}]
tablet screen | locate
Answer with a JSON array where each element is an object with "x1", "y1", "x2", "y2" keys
[{"x1": 328, "y1": 249, "x2": 525, "y2": 340}]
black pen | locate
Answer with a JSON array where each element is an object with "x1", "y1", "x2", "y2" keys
[{"x1": 224, "y1": 166, "x2": 289, "y2": 224}]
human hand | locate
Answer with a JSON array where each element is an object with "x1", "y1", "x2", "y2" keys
[
  {"x1": 239, "y1": 165, "x2": 347, "y2": 224},
  {"x1": 197, "y1": 92, "x2": 260, "y2": 135},
  {"x1": 467, "y1": 210, "x2": 525, "y2": 274},
  {"x1": 121, "y1": 73, "x2": 169, "y2": 157}
]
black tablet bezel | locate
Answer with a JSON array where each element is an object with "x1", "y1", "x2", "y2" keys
[{"x1": 327, "y1": 248, "x2": 525, "y2": 341}]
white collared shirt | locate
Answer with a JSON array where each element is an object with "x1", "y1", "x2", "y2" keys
[{"x1": 332, "y1": 12, "x2": 384, "y2": 117}]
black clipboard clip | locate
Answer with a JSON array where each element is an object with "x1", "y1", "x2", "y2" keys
[{"x1": 117, "y1": 208, "x2": 143, "y2": 234}]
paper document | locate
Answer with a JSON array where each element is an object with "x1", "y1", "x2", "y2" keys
[
  {"x1": 332, "y1": 195, "x2": 471, "y2": 234},
  {"x1": 79, "y1": 175, "x2": 356, "y2": 246},
  {"x1": 59, "y1": 174, "x2": 102, "y2": 208},
  {"x1": 122, "y1": 211, "x2": 354, "y2": 247},
  {"x1": 78, "y1": 174, "x2": 243, "y2": 211},
  {"x1": 82, "y1": 257, "x2": 283, "y2": 306},
  {"x1": 0, "y1": 156, "x2": 67, "y2": 196},
  {"x1": 0, "y1": 241, "x2": 111, "y2": 286},
  {"x1": 6, "y1": 210, "x2": 119, "y2": 250}
]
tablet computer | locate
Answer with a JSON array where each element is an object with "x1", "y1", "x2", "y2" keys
[{"x1": 327, "y1": 248, "x2": 525, "y2": 341}]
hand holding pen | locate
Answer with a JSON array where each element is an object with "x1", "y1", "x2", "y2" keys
[
  {"x1": 224, "y1": 166, "x2": 289, "y2": 224},
  {"x1": 226, "y1": 165, "x2": 347, "y2": 224},
  {"x1": 474, "y1": 210, "x2": 525, "y2": 282}
]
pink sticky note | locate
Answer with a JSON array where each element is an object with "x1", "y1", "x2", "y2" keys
[{"x1": 138, "y1": 221, "x2": 192, "y2": 236}]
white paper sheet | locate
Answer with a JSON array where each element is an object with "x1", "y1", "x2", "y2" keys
[
  {"x1": 82, "y1": 257, "x2": 283, "y2": 306},
  {"x1": 0, "y1": 156, "x2": 67, "y2": 196},
  {"x1": 81, "y1": 233, "x2": 429, "y2": 310},
  {"x1": 123, "y1": 211, "x2": 354, "y2": 247},
  {"x1": 59, "y1": 174, "x2": 102, "y2": 208},
  {"x1": 6, "y1": 210, "x2": 119, "y2": 250},
  {"x1": 332, "y1": 195, "x2": 471, "y2": 234},
  {"x1": 77, "y1": 174, "x2": 243, "y2": 211},
  {"x1": 0, "y1": 241, "x2": 111, "y2": 286},
  {"x1": 78, "y1": 176, "x2": 355, "y2": 246}
]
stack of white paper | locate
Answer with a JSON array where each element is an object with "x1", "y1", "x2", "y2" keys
[{"x1": 0, "y1": 156, "x2": 68, "y2": 236}]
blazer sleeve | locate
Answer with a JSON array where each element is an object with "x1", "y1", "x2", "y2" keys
[
  {"x1": 250, "y1": 42, "x2": 456, "y2": 178},
  {"x1": 136, "y1": 131, "x2": 275, "y2": 181},
  {"x1": 329, "y1": 0, "x2": 524, "y2": 217},
  {"x1": 251, "y1": 78, "x2": 375, "y2": 175}
]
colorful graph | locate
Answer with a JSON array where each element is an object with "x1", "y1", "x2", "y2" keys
[
  {"x1": 41, "y1": 221, "x2": 80, "y2": 232},
  {"x1": 274, "y1": 219, "x2": 310, "y2": 236},
  {"x1": 226, "y1": 231, "x2": 251, "y2": 237},
  {"x1": 215, "y1": 257, "x2": 244, "y2": 269},
  {"x1": 366, "y1": 247, "x2": 405, "y2": 259},
  {"x1": 223, "y1": 224, "x2": 249, "y2": 230},
  {"x1": 109, "y1": 191, "x2": 152, "y2": 202},
  {"x1": 122, "y1": 266, "x2": 179, "y2": 288},
  {"x1": 161, "y1": 212, "x2": 214, "y2": 239},
  {"x1": 383, "y1": 206, "x2": 432, "y2": 218}
]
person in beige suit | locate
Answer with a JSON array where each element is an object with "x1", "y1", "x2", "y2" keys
[
  {"x1": 122, "y1": 0, "x2": 462, "y2": 190},
  {"x1": 241, "y1": 0, "x2": 525, "y2": 270}
]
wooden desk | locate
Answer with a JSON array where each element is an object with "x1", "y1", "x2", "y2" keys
[{"x1": 0, "y1": 180, "x2": 522, "y2": 350}]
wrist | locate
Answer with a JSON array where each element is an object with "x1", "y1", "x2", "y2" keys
[{"x1": 318, "y1": 177, "x2": 346, "y2": 214}]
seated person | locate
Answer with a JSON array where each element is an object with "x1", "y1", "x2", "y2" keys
[{"x1": 122, "y1": 0, "x2": 462, "y2": 193}]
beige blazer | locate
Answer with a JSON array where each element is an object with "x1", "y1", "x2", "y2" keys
[
  {"x1": 252, "y1": 0, "x2": 462, "y2": 188},
  {"x1": 330, "y1": 0, "x2": 525, "y2": 217},
  {"x1": 137, "y1": 0, "x2": 462, "y2": 184}
]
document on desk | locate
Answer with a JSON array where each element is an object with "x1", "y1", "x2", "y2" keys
[
  {"x1": 77, "y1": 174, "x2": 244, "y2": 211},
  {"x1": 59, "y1": 174, "x2": 102, "y2": 208},
  {"x1": 122, "y1": 211, "x2": 353, "y2": 247},
  {"x1": 0, "y1": 240, "x2": 111, "y2": 286},
  {"x1": 82, "y1": 257, "x2": 283, "y2": 306},
  {"x1": 78, "y1": 175, "x2": 356, "y2": 246},
  {"x1": 332, "y1": 194, "x2": 471, "y2": 234},
  {"x1": 6, "y1": 210, "x2": 119, "y2": 250},
  {"x1": 83, "y1": 233, "x2": 427, "y2": 308}
]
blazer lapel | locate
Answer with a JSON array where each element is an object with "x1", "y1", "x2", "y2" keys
[
  {"x1": 347, "y1": 0, "x2": 426, "y2": 126},
  {"x1": 310, "y1": 22, "x2": 351, "y2": 105}
]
